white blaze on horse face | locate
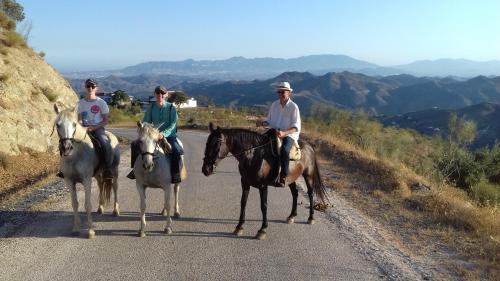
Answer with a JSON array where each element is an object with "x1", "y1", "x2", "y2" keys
[{"x1": 140, "y1": 136, "x2": 156, "y2": 171}]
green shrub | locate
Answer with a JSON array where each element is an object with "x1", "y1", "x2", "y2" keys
[
  {"x1": 471, "y1": 178, "x2": 500, "y2": 207},
  {"x1": 39, "y1": 51, "x2": 45, "y2": 58}
]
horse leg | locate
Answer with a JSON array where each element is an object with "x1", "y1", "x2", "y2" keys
[
  {"x1": 287, "y1": 182, "x2": 299, "y2": 224},
  {"x1": 67, "y1": 180, "x2": 81, "y2": 236},
  {"x1": 83, "y1": 178, "x2": 95, "y2": 239},
  {"x1": 256, "y1": 186, "x2": 268, "y2": 240},
  {"x1": 137, "y1": 183, "x2": 147, "y2": 237},
  {"x1": 112, "y1": 178, "x2": 120, "y2": 216},
  {"x1": 173, "y1": 183, "x2": 181, "y2": 218},
  {"x1": 164, "y1": 184, "x2": 173, "y2": 234},
  {"x1": 233, "y1": 184, "x2": 250, "y2": 236},
  {"x1": 304, "y1": 175, "x2": 315, "y2": 225},
  {"x1": 96, "y1": 176, "x2": 105, "y2": 214}
]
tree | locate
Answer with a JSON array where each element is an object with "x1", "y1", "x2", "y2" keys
[
  {"x1": 111, "y1": 90, "x2": 130, "y2": 108},
  {"x1": 167, "y1": 91, "x2": 189, "y2": 107},
  {"x1": 0, "y1": 0, "x2": 25, "y2": 22}
]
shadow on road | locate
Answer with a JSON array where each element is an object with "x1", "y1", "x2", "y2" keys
[{"x1": 1, "y1": 210, "x2": 289, "y2": 239}]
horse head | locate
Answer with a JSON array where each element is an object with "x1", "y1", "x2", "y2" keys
[
  {"x1": 53, "y1": 104, "x2": 81, "y2": 157},
  {"x1": 136, "y1": 121, "x2": 164, "y2": 172},
  {"x1": 202, "y1": 122, "x2": 229, "y2": 176}
]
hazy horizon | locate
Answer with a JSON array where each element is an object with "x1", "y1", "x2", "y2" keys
[{"x1": 18, "y1": 0, "x2": 500, "y2": 72}]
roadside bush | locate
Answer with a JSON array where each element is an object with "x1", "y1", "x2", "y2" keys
[{"x1": 471, "y1": 178, "x2": 500, "y2": 207}]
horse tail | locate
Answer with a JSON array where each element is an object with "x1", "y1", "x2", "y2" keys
[
  {"x1": 311, "y1": 156, "x2": 329, "y2": 204},
  {"x1": 100, "y1": 178, "x2": 113, "y2": 205}
]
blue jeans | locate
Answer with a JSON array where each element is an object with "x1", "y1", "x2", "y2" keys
[
  {"x1": 90, "y1": 127, "x2": 113, "y2": 169},
  {"x1": 280, "y1": 136, "x2": 294, "y2": 178},
  {"x1": 166, "y1": 137, "x2": 181, "y2": 177}
]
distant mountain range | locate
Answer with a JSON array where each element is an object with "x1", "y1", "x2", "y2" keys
[
  {"x1": 69, "y1": 71, "x2": 500, "y2": 116},
  {"x1": 62, "y1": 55, "x2": 500, "y2": 80},
  {"x1": 379, "y1": 103, "x2": 500, "y2": 148}
]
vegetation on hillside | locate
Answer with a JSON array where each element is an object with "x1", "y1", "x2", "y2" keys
[{"x1": 0, "y1": 3, "x2": 27, "y2": 49}]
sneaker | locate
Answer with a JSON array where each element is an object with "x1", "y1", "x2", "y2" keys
[
  {"x1": 171, "y1": 173, "x2": 181, "y2": 184},
  {"x1": 56, "y1": 171, "x2": 64, "y2": 178},
  {"x1": 126, "y1": 170, "x2": 135, "y2": 180}
]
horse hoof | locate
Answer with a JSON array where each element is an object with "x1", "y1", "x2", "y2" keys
[
  {"x1": 112, "y1": 209, "x2": 120, "y2": 217},
  {"x1": 255, "y1": 231, "x2": 267, "y2": 240},
  {"x1": 160, "y1": 209, "x2": 168, "y2": 216},
  {"x1": 233, "y1": 228, "x2": 243, "y2": 236},
  {"x1": 173, "y1": 212, "x2": 181, "y2": 219},
  {"x1": 88, "y1": 230, "x2": 96, "y2": 239},
  {"x1": 96, "y1": 208, "x2": 103, "y2": 214},
  {"x1": 138, "y1": 231, "x2": 146, "y2": 238},
  {"x1": 286, "y1": 217, "x2": 295, "y2": 224},
  {"x1": 307, "y1": 218, "x2": 315, "y2": 225},
  {"x1": 164, "y1": 227, "x2": 173, "y2": 235}
]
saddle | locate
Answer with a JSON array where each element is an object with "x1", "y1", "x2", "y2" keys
[{"x1": 263, "y1": 128, "x2": 301, "y2": 161}]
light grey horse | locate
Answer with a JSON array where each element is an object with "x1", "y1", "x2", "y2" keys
[
  {"x1": 53, "y1": 104, "x2": 120, "y2": 238},
  {"x1": 134, "y1": 121, "x2": 186, "y2": 237}
]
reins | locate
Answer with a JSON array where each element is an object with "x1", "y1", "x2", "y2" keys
[{"x1": 218, "y1": 139, "x2": 276, "y2": 160}]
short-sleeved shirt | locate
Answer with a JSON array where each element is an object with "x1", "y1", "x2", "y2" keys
[
  {"x1": 77, "y1": 97, "x2": 109, "y2": 127},
  {"x1": 266, "y1": 99, "x2": 301, "y2": 142},
  {"x1": 143, "y1": 102, "x2": 177, "y2": 138}
]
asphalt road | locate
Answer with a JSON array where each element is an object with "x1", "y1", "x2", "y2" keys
[{"x1": 0, "y1": 129, "x2": 382, "y2": 281}]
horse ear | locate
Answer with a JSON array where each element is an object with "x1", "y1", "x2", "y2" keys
[
  {"x1": 137, "y1": 121, "x2": 144, "y2": 128},
  {"x1": 209, "y1": 122, "x2": 215, "y2": 133},
  {"x1": 53, "y1": 104, "x2": 60, "y2": 114}
]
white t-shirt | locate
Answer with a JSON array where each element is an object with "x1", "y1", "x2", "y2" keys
[
  {"x1": 266, "y1": 99, "x2": 301, "y2": 142},
  {"x1": 77, "y1": 97, "x2": 109, "y2": 126}
]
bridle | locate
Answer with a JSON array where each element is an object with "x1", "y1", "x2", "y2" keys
[{"x1": 139, "y1": 138, "x2": 161, "y2": 162}]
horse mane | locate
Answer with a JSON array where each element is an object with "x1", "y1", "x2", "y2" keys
[
  {"x1": 138, "y1": 123, "x2": 160, "y2": 139},
  {"x1": 221, "y1": 128, "x2": 269, "y2": 148}
]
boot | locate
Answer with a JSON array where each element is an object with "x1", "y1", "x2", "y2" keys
[
  {"x1": 126, "y1": 170, "x2": 135, "y2": 180},
  {"x1": 274, "y1": 175, "x2": 286, "y2": 188}
]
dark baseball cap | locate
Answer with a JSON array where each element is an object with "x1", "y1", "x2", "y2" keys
[
  {"x1": 85, "y1": 79, "x2": 97, "y2": 87},
  {"x1": 154, "y1": 85, "x2": 167, "y2": 94}
]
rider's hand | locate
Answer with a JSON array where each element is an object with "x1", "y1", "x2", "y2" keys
[
  {"x1": 159, "y1": 134, "x2": 165, "y2": 140},
  {"x1": 277, "y1": 130, "x2": 286, "y2": 138},
  {"x1": 87, "y1": 126, "x2": 94, "y2": 132}
]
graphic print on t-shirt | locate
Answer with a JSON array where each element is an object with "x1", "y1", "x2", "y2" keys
[{"x1": 90, "y1": 105, "x2": 100, "y2": 114}]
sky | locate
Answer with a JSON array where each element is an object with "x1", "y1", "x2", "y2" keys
[{"x1": 17, "y1": 0, "x2": 500, "y2": 72}]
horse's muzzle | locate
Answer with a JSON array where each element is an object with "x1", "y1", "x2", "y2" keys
[
  {"x1": 202, "y1": 163, "x2": 214, "y2": 176},
  {"x1": 59, "y1": 140, "x2": 73, "y2": 156},
  {"x1": 143, "y1": 163, "x2": 154, "y2": 172}
]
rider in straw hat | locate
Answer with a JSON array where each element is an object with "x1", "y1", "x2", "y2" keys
[{"x1": 256, "y1": 81, "x2": 301, "y2": 187}]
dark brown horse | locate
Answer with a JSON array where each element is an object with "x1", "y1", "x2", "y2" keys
[{"x1": 202, "y1": 123, "x2": 328, "y2": 240}]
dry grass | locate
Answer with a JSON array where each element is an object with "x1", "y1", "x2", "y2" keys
[
  {"x1": 0, "y1": 152, "x2": 11, "y2": 169},
  {"x1": 41, "y1": 87, "x2": 57, "y2": 102},
  {"x1": 315, "y1": 132, "x2": 499, "y2": 279},
  {"x1": 0, "y1": 72, "x2": 9, "y2": 82}
]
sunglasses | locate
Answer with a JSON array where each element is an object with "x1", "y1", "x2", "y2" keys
[
  {"x1": 277, "y1": 90, "x2": 288, "y2": 94},
  {"x1": 85, "y1": 85, "x2": 95, "y2": 89},
  {"x1": 155, "y1": 91, "x2": 167, "y2": 96}
]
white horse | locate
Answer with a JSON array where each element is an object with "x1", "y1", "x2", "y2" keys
[
  {"x1": 134, "y1": 121, "x2": 186, "y2": 237},
  {"x1": 53, "y1": 104, "x2": 120, "y2": 238}
]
